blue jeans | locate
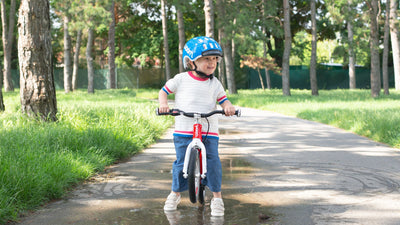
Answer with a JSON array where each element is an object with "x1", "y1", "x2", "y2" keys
[{"x1": 171, "y1": 136, "x2": 222, "y2": 193}]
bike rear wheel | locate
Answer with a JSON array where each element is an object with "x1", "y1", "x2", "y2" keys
[{"x1": 188, "y1": 147, "x2": 201, "y2": 203}]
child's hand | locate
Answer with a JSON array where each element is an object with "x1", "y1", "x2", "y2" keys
[
  {"x1": 224, "y1": 105, "x2": 236, "y2": 116},
  {"x1": 159, "y1": 104, "x2": 170, "y2": 114}
]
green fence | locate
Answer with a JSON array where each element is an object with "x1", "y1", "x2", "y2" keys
[
  {"x1": 10, "y1": 65, "x2": 395, "y2": 90},
  {"x1": 11, "y1": 67, "x2": 176, "y2": 90},
  {"x1": 246, "y1": 65, "x2": 395, "y2": 89}
]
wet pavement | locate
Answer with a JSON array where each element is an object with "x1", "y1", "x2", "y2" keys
[{"x1": 17, "y1": 108, "x2": 400, "y2": 225}]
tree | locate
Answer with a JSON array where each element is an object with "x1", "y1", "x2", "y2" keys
[
  {"x1": 382, "y1": 0, "x2": 391, "y2": 95},
  {"x1": 63, "y1": 13, "x2": 72, "y2": 93},
  {"x1": 72, "y1": 29, "x2": 82, "y2": 90},
  {"x1": 177, "y1": 8, "x2": 185, "y2": 73},
  {"x1": 83, "y1": 0, "x2": 110, "y2": 93},
  {"x1": 282, "y1": 0, "x2": 291, "y2": 96},
  {"x1": 86, "y1": 26, "x2": 95, "y2": 93},
  {"x1": 390, "y1": 0, "x2": 400, "y2": 90},
  {"x1": 161, "y1": 0, "x2": 171, "y2": 80},
  {"x1": 240, "y1": 55, "x2": 280, "y2": 90},
  {"x1": 347, "y1": 0, "x2": 356, "y2": 89},
  {"x1": 108, "y1": 0, "x2": 116, "y2": 89},
  {"x1": 0, "y1": 86, "x2": 4, "y2": 111},
  {"x1": 216, "y1": 0, "x2": 236, "y2": 94},
  {"x1": 204, "y1": 0, "x2": 214, "y2": 38},
  {"x1": 310, "y1": 0, "x2": 318, "y2": 96},
  {"x1": 368, "y1": 0, "x2": 380, "y2": 97},
  {"x1": 325, "y1": 0, "x2": 358, "y2": 88},
  {"x1": 18, "y1": 0, "x2": 57, "y2": 121},
  {"x1": 1, "y1": 0, "x2": 17, "y2": 92}
]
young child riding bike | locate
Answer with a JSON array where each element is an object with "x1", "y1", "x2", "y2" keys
[{"x1": 158, "y1": 36, "x2": 236, "y2": 217}]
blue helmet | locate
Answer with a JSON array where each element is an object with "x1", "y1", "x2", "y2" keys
[{"x1": 182, "y1": 36, "x2": 223, "y2": 69}]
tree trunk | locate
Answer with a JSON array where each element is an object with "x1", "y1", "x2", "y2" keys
[
  {"x1": 382, "y1": 0, "x2": 390, "y2": 95},
  {"x1": 224, "y1": 39, "x2": 237, "y2": 94},
  {"x1": 86, "y1": 27, "x2": 94, "y2": 94},
  {"x1": 63, "y1": 15, "x2": 72, "y2": 93},
  {"x1": 216, "y1": 0, "x2": 236, "y2": 94},
  {"x1": 0, "y1": 63, "x2": 4, "y2": 111},
  {"x1": 1, "y1": 0, "x2": 16, "y2": 92},
  {"x1": 257, "y1": 69, "x2": 265, "y2": 90},
  {"x1": 369, "y1": 0, "x2": 380, "y2": 97},
  {"x1": 0, "y1": 86, "x2": 4, "y2": 111},
  {"x1": 282, "y1": 0, "x2": 291, "y2": 96},
  {"x1": 161, "y1": 0, "x2": 171, "y2": 80},
  {"x1": 347, "y1": 0, "x2": 356, "y2": 89},
  {"x1": 72, "y1": 29, "x2": 82, "y2": 91},
  {"x1": 108, "y1": 1, "x2": 116, "y2": 89},
  {"x1": 177, "y1": 9, "x2": 185, "y2": 73},
  {"x1": 218, "y1": 29, "x2": 226, "y2": 89},
  {"x1": 263, "y1": 0, "x2": 271, "y2": 90},
  {"x1": 18, "y1": 0, "x2": 57, "y2": 121},
  {"x1": 310, "y1": 0, "x2": 318, "y2": 96},
  {"x1": 204, "y1": 0, "x2": 214, "y2": 38},
  {"x1": 390, "y1": 0, "x2": 400, "y2": 90}
]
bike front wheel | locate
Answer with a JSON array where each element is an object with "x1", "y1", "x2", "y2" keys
[{"x1": 188, "y1": 147, "x2": 201, "y2": 203}]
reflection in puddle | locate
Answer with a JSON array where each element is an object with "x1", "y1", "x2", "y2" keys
[{"x1": 110, "y1": 157, "x2": 279, "y2": 225}]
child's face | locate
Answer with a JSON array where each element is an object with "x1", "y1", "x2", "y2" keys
[{"x1": 193, "y1": 56, "x2": 220, "y2": 75}]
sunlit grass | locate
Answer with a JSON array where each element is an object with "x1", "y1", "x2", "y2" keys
[
  {"x1": 0, "y1": 89, "x2": 173, "y2": 224},
  {"x1": 228, "y1": 89, "x2": 400, "y2": 148}
]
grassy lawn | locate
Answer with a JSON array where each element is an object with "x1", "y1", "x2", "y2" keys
[
  {"x1": 228, "y1": 89, "x2": 400, "y2": 148},
  {"x1": 0, "y1": 89, "x2": 173, "y2": 224},
  {"x1": 1, "y1": 88, "x2": 399, "y2": 223}
]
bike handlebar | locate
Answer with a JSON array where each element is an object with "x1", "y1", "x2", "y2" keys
[{"x1": 156, "y1": 108, "x2": 241, "y2": 118}]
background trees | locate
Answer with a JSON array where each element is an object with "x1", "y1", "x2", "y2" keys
[{"x1": 0, "y1": 0, "x2": 399, "y2": 107}]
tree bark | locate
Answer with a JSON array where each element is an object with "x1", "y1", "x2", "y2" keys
[
  {"x1": 390, "y1": 0, "x2": 400, "y2": 90},
  {"x1": 0, "y1": 86, "x2": 4, "y2": 111},
  {"x1": 86, "y1": 27, "x2": 94, "y2": 94},
  {"x1": 218, "y1": 28, "x2": 226, "y2": 89},
  {"x1": 1, "y1": 0, "x2": 16, "y2": 92},
  {"x1": 347, "y1": 0, "x2": 356, "y2": 89},
  {"x1": 216, "y1": 0, "x2": 236, "y2": 94},
  {"x1": 177, "y1": 9, "x2": 185, "y2": 73},
  {"x1": 0, "y1": 61, "x2": 4, "y2": 111},
  {"x1": 369, "y1": 0, "x2": 380, "y2": 97},
  {"x1": 204, "y1": 0, "x2": 214, "y2": 38},
  {"x1": 18, "y1": 0, "x2": 57, "y2": 121},
  {"x1": 108, "y1": 1, "x2": 116, "y2": 89},
  {"x1": 310, "y1": 0, "x2": 318, "y2": 96},
  {"x1": 282, "y1": 0, "x2": 291, "y2": 96},
  {"x1": 72, "y1": 29, "x2": 82, "y2": 91},
  {"x1": 382, "y1": 0, "x2": 390, "y2": 95},
  {"x1": 161, "y1": 0, "x2": 171, "y2": 80},
  {"x1": 63, "y1": 15, "x2": 72, "y2": 93},
  {"x1": 263, "y1": 0, "x2": 271, "y2": 90}
]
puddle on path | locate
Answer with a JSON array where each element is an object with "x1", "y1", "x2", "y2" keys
[{"x1": 95, "y1": 157, "x2": 279, "y2": 225}]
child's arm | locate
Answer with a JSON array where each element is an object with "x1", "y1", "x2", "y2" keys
[
  {"x1": 158, "y1": 89, "x2": 170, "y2": 113},
  {"x1": 221, "y1": 100, "x2": 236, "y2": 116}
]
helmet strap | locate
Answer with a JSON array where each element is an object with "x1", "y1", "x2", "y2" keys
[{"x1": 192, "y1": 62, "x2": 214, "y2": 80}]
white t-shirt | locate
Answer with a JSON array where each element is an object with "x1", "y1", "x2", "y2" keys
[{"x1": 162, "y1": 71, "x2": 228, "y2": 139}]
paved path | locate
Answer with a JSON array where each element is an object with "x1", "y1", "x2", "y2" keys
[{"x1": 17, "y1": 108, "x2": 400, "y2": 225}]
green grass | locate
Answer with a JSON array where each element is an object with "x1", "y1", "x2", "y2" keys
[
  {"x1": 0, "y1": 89, "x2": 173, "y2": 224},
  {"x1": 228, "y1": 89, "x2": 400, "y2": 148},
  {"x1": 1, "y1": 87, "x2": 400, "y2": 223}
]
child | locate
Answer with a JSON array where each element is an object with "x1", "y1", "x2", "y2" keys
[{"x1": 158, "y1": 36, "x2": 236, "y2": 217}]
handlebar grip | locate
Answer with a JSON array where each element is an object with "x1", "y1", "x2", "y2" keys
[
  {"x1": 235, "y1": 109, "x2": 241, "y2": 117},
  {"x1": 156, "y1": 108, "x2": 181, "y2": 116},
  {"x1": 155, "y1": 108, "x2": 170, "y2": 116}
]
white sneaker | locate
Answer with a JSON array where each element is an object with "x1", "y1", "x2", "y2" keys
[
  {"x1": 210, "y1": 198, "x2": 225, "y2": 216},
  {"x1": 164, "y1": 193, "x2": 181, "y2": 211}
]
